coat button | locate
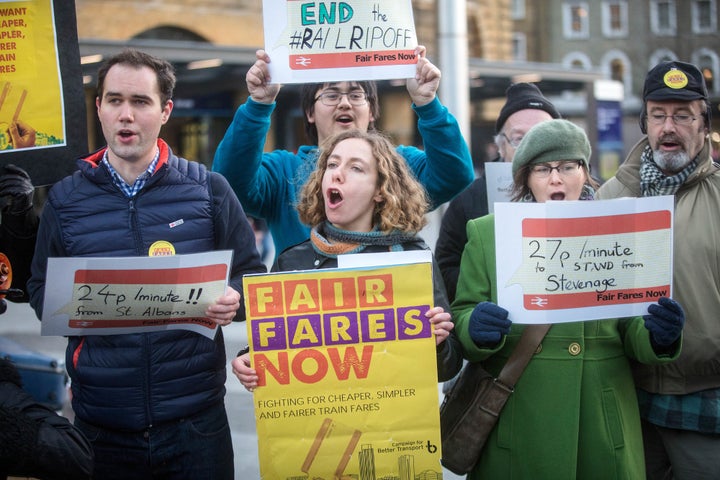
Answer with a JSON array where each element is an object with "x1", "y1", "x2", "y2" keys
[
  {"x1": 568, "y1": 342, "x2": 581, "y2": 355},
  {"x1": 314, "y1": 259, "x2": 320, "y2": 266},
  {"x1": 534, "y1": 343, "x2": 543, "y2": 354}
]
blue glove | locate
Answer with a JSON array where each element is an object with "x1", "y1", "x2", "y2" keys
[
  {"x1": 644, "y1": 297, "x2": 685, "y2": 347},
  {"x1": 469, "y1": 301, "x2": 511, "y2": 348}
]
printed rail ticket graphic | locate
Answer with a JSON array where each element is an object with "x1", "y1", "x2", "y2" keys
[
  {"x1": 496, "y1": 196, "x2": 674, "y2": 324},
  {"x1": 41, "y1": 251, "x2": 233, "y2": 339},
  {"x1": 243, "y1": 261, "x2": 443, "y2": 479},
  {"x1": 262, "y1": 0, "x2": 418, "y2": 83}
]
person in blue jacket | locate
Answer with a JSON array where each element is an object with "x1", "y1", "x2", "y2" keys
[
  {"x1": 212, "y1": 45, "x2": 474, "y2": 255},
  {"x1": 27, "y1": 49, "x2": 266, "y2": 480}
]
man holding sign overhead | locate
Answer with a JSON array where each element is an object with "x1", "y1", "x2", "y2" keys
[
  {"x1": 598, "y1": 61, "x2": 720, "y2": 480},
  {"x1": 212, "y1": 34, "x2": 473, "y2": 255},
  {"x1": 27, "y1": 49, "x2": 266, "y2": 479}
]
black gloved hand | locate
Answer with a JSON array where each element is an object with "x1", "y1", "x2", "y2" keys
[
  {"x1": 469, "y1": 301, "x2": 512, "y2": 348},
  {"x1": 644, "y1": 297, "x2": 685, "y2": 348},
  {"x1": 0, "y1": 164, "x2": 33, "y2": 216}
]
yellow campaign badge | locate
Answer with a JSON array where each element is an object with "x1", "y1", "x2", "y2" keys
[
  {"x1": 663, "y1": 68, "x2": 688, "y2": 89},
  {"x1": 148, "y1": 240, "x2": 175, "y2": 257}
]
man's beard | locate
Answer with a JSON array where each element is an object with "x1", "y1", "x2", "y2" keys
[{"x1": 652, "y1": 147, "x2": 691, "y2": 174}]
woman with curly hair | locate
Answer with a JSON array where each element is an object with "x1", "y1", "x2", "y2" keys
[{"x1": 232, "y1": 129, "x2": 462, "y2": 388}]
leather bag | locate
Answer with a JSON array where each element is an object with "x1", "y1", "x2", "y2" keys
[{"x1": 439, "y1": 323, "x2": 551, "y2": 474}]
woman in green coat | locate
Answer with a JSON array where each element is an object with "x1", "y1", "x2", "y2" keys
[{"x1": 451, "y1": 119, "x2": 685, "y2": 479}]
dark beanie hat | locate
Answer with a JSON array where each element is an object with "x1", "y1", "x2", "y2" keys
[
  {"x1": 495, "y1": 83, "x2": 561, "y2": 134},
  {"x1": 512, "y1": 119, "x2": 591, "y2": 175},
  {"x1": 643, "y1": 60, "x2": 708, "y2": 102}
]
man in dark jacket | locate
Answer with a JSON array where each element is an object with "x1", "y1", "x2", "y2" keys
[
  {"x1": 27, "y1": 49, "x2": 266, "y2": 479},
  {"x1": 435, "y1": 83, "x2": 560, "y2": 303},
  {"x1": 0, "y1": 358, "x2": 93, "y2": 480}
]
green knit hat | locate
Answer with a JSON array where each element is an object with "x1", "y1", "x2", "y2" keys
[{"x1": 511, "y1": 119, "x2": 591, "y2": 175}]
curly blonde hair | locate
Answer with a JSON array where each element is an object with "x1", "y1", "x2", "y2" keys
[{"x1": 297, "y1": 130, "x2": 429, "y2": 233}]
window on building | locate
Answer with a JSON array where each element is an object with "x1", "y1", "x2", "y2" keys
[
  {"x1": 563, "y1": 2, "x2": 590, "y2": 39},
  {"x1": 563, "y1": 52, "x2": 593, "y2": 70},
  {"x1": 695, "y1": 50, "x2": 719, "y2": 93},
  {"x1": 610, "y1": 59, "x2": 625, "y2": 83},
  {"x1": 650, "y1": 0, "x2": 677, "y2": 35},
  {"x1": 602, "y1": 1, "x2": 628, "y2": 37},
  {"x1": 649, "y1": 49, "x2": 678, "y2": 68},
  {"x1": 511, "y1": 0, "x2": 526, "y2": 19},
  {"x1": 692, "y1": 0, "x2": 717, "y2": 33},
  {"x1": 602, "y1": 50, "x2": 633, "y2": 95},
  {"x1": 512, "y1": 33, "x2": 527, "y2": 61}
]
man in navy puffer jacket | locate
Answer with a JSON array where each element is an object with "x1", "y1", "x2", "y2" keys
[{"x1": 27, "y1": 49, "x2": 266, "y2": 480}]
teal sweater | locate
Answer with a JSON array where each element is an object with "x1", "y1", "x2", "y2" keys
[{"x1": 212, "y1": 96, "x2": 473, "y2": 255}]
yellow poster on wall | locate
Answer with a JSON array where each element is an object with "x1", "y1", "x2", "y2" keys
[
  {"x1": 0, "y1": 0, "x2": 65, "y2": 152},
  {"x1": 243, "y1": 262, "x2": 443, "y2": 479}
]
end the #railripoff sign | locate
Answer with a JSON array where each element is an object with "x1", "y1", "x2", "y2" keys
[{"x1": 262, "y1": 0, "x2": 419, "y2": 83}]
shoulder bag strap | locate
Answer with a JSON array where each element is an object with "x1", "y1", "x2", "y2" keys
[{"x1": 496, "y1": 323, "x2": 551, "y2": 389}]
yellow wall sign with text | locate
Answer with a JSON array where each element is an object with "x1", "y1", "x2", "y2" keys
[
  {"x1": 243, "y1": 262, "x2": 442, "y2": 479},
  {"x1": 0, "y1": 0, "x2": 65, "y2": 152}
]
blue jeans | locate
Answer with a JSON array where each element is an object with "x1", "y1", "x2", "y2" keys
[{"x1": 75, "y1": 402, "x2": 234, "y2": 480}]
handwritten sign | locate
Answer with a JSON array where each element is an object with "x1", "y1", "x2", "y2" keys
[
  {"x1": 485, "y1": 161, "x2": 513, "y2": 214},
  {"x1": 41, "y1": 251, "x2": 233, "y2": 339},
  {"x1": 262, "y1": 0, "x2": 418, "y2": 84},
  {"x1": 243, "y1": 261, "x2": 443, "y2": 479},
  {"x1": 496, "y1": 196, "x2": 674, "y2": 324}
]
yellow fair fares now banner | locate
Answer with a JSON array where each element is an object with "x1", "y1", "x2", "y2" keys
[{"x1": 243, "y1": 262, "x2": 443, "y2": 479}]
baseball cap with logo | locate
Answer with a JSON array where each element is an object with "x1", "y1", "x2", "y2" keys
[{"x1": 643, "y1": 60, "x2": 708, "y2": 102}]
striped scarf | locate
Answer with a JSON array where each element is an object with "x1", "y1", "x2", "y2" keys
[
  {"x1": 309, "y1": 221, "x2": 419, "y2": 259},
  {"x1": 639, "y1": 145, "x2": 696, "y2": 197}
]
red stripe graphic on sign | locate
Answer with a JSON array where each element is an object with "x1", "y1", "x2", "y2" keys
[
  {"x1": 524, "y1": 285, "x2": 671, "y2": 310},
  {"x1": 522, "y1": 211, "x2": 671, "y2": 237},
  {"x1": 73, "y1": 264, "x2": 228, "y2": 284},
  {"x1": 68, "y1": 318, "x2": 217, "y2": 329},
  {"x1": 289, "y1": 50, "x2": 416, "y2": 70}
]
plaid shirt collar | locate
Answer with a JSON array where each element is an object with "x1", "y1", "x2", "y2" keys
[{"x1": 102, "y1": 148, "x2": 160, "y2": 198}]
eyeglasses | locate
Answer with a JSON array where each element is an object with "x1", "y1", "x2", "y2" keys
[
  {"x1": 501, "y1": 132, "x2": 524, "y2": 148},
  {"x1": 314, "y1": 91, "x2": 368, "y2": 106},
  {"x1": 530, "y1": 161, "x2": 582, "y2": 178},
  {"x1": 648, "y1": 114, "x2": 697, "y2": 126}
]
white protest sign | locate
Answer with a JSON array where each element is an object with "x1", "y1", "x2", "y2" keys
[
  {"x1": 41, "y1": 251, "x2": 233, "y2": 339},
  {"x1": 496, "y1": 196, "x2": 674, "y2": 324},
  {"x1": 262, "y1": 0, "x2": 418, "y2": 84},
  {"x1": 484, "y1": 161, "x2": 513, "y2": 214},
  {"x1": 338, "y1": 249, "x2": 432, "y2": 268}
]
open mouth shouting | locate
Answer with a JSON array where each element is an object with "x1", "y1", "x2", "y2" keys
[
  {"x1": 117, "y1": 129, "x2": 137, "y2": 142},
  {"x1": 326, "y1": 188, "x2": 344, "y2": 207},
  {"x1": 335, "y1": 113, "x2": 354, "y2": 126},
  {"x1": 658, "y1": 135, "x2": 682, "y2": 152}
]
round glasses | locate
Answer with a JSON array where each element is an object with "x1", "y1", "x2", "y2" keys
[
  {"x1": 648, "y1": 114, "x2": 696, "y2": 126},
  {"x1": 530, "y1": 161, "x2": 582, "y2": 178},
  {"x1": 314, "y1": 91, "x2": 368, "y2": 106}
]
